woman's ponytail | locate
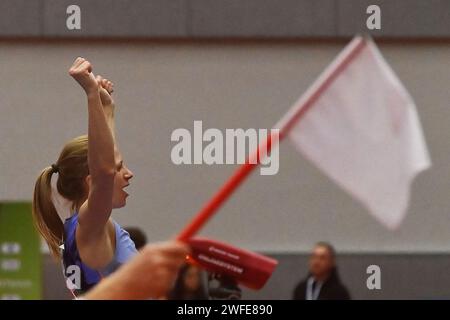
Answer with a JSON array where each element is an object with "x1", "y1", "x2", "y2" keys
[
  {"x1": 32, "y1": 135, "x2": 89, "y2": 260},
  {"x1": 32, "y1": 167, "x2": 64, "y2": 259}
]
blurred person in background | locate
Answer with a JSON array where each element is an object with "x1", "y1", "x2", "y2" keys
[
  {"x1": 125, "y1": 227, "x2": 147, "y2": 250},
  {"x1": 207, "y1": 273, "x2": 242, "y2": 300},
  {"x1": 293, "y1": 242, "x2": 350, "y2": 300},
  {"x1": 169, "y1": 264, "x2": 208, "y2": 300}
]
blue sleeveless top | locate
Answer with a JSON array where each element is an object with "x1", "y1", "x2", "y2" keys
[{"x1": 62, "y1": 214, "x2": 137, "y2": 295}]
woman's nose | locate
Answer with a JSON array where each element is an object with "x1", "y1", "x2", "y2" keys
[{"x1": 125, "y1": 168, "x2": 134, "y2": 179}]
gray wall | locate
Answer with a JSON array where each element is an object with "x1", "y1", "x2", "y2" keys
[
  {"x1": 1, "y1": 40, "x2": 450, "y2": 253},
  {"x1": 0, "y1": 0, "x2": 449, "y2": 38}
]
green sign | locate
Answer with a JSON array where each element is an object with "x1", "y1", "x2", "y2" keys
[{"x1": 0, "y1": 202, "x2": 42, "y2": 299}]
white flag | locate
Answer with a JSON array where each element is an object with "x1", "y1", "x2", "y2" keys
[{"x1": 276, "y1": 36, "x2": 431, "y2": 229}]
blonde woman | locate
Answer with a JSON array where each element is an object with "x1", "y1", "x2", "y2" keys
[{"x1": 33, "y1": 58, "x2": 188, "y2": 297}]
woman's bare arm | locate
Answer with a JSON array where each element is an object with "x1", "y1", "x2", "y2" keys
[
  {"x1": 97, "y1": 76, "x2": 116, "y2": 140},
  {"x1": 68, "y1": 58, "x2": 116, "y2": 267}
]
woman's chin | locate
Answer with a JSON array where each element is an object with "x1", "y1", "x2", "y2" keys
[
  {"x1": 113, "y1": 198, "x2": 128, "y2": 209},
  {"x1": 113, "y1": 191, "x2": 130, "y2": 209}
]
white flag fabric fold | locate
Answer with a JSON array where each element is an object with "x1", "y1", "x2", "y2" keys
[{"x1": 276, "y1": 36, "x2": 431, "y2": 229}]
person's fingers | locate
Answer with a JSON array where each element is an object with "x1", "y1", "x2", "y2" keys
[
  {"x1": 70, "y1": 60, "x2": 92, "y2": 76},
  {"x1": 72, "y1": 57, "x2": 85, "y2": 69},
  {"x1": 74, "y1": 60, "x2": 91, "y2": 73},
  {"x1": 138, "y1": 243, "x2": 189, "y2": 279},
  {"x1": 97, "y1": 78, "x2": 114, "y2": 94},
  {"x1": 160, "y1": 256, "x2": 188, "y2": 271},
  {"x1": 150, "y1": 243, "x2": 190, "y2": 262},
  {"x1": 96, "y1": 75, "x2": 104, "y2": 87},
  {"x1": 162, "y1": 241, "x2": 191, "y2": 254},
  {"x1": 106, "y1": 81, "x2": 113, "y2": 92},
  {"x1": 97, "y1": 242, "x2": 190, "y2": 299},
  {"x1": 69, "y1": 58, "x2": 83, "y2": 76},
  {"x1": 78, "y1": 61, "x2": 92, "y2": 73}
]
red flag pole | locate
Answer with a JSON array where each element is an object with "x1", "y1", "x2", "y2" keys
[
  {"x1": 177, "y1": 36, "x2": 367, "y2": 242},
  {"x1": 177, "y1": 133, "x2": 276, "y2": 241}
]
